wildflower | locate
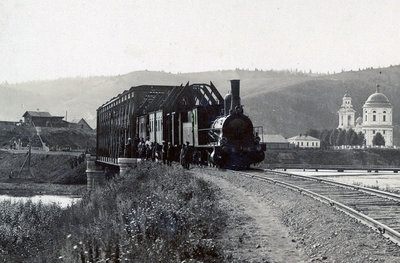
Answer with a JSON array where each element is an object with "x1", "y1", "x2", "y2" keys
[
  {"x1": 66, "y1": 234, "x2": 71, "y2": 239},
  {"x1": 58, "y1": 256, "x2": 63, "y2": 259},
  {"x1": 73, "y1": 245, "x2": 78, "y2": 250}
]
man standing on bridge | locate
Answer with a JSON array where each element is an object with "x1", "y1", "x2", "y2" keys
[{"x1": 125, "y1": 138, "x2": 132, "y2": 158}]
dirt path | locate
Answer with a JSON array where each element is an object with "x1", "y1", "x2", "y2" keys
[
  {"x1": 193, "y1": 168, "x2": 400, "y2": 263},
  {"x1": 195, "y1": 171, "x2": 308, "y2": 262}
]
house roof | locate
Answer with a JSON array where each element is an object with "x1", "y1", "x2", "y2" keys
[
  {"x1": 22, "y1": 111, "x2": 64, "y2": 118},
  {"x1": 68, "y1": 118, "x2": 93, "y2": 129},
  {"x1": 264, "y1": 134, "x2": 288, "y2": 143},
  {"x1": 23, "y1": 111, "x2": 52, "y2": 117},
  {"x1": 77, "y1": 118, "x2": 92, "y2": 129},
  {"x1": 288, "y1": 135, "x2": 320, "y2": 141}
]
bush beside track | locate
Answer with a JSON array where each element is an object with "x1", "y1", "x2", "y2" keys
[{"x1": 0, "y1": 163, "x2": 227, "y2": 262}]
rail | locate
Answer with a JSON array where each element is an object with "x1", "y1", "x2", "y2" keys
[
  {"x1": 234, "y1": 169, "x2": 400, "y2": 245},
  {"x1": 266, "y1": 163, "x2": 400, "y2": 172},
  {"x1": 264, "y1": 169, "x2": 400, "y2": 202}
]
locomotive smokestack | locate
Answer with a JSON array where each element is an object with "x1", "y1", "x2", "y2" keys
[
  {"x1": 230, "y1": 79, "x2": 241, "y2": 113},
  {"x1": 224, "y1": 92, "x2": 232, "y2": 116}
]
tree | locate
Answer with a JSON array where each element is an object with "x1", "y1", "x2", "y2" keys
[
  {"x1": 329, "y1": 129, "x2": 339, "y2": 146},
  {"x1": 306, "y1": 129, "x2": 320, "y2": 139},
  {"x1": 350, "y1": 131, "x2": 359, "y2": 146},
  {"x1": 336, "y1": 129, "x2": 346, "y2": 146},
  {"x1": 320, "y1": 129, "x2": 332, "y2": 148},
  {"x1": 357, "y1": 132, "x2": 365, "y2": 146},
  {"x1": 345, "y1": 129, "x2": 356, "y2": 145},
  {"x1": 372, "y1": 132, "x2": 385, "y2": 146}
]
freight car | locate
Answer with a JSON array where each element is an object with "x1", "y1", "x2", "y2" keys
[{"x1": 96, "y1": 80, "x2": 265, "y2": 169}]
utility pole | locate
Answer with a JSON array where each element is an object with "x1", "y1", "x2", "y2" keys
[{"x1": 18, "y1": 138, "x2": 35, "y2": 177}]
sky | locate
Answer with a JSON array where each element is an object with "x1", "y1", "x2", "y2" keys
[{"x1": 1, "y1": 0, "x2": 400, "y2": 83}]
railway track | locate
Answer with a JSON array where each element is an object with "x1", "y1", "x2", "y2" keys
[{"x1": 233, "y1": 168, "x2": 400, "y2": 245}]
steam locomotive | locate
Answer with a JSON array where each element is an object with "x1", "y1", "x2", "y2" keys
[
  {"x1": 96, "y1": 79, "x2": 265, "y2": 169},
  {"x1": 208, "y1": 80, "x2": 265, "y2": 169}
]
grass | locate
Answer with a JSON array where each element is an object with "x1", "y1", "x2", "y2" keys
[{"x1": 0, "y1": 163, "x2": 227, "y2": 262}]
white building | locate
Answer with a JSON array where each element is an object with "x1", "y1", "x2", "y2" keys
[
  {"x1": 288, "y1": 135, "x2": 320, "y2": 148},
  {"x1": 337, "y1": 85, "x2": 393, "y2": 147},
  {"x1": 337, "y1": 93, "x2": 356, "y2": 130},
  {"x1": 361, "y1": 85, "x2": 393, "y2": 147}
]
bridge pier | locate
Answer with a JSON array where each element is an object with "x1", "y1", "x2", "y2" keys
[
  {"x1": 118, "y1": 158, "x2": 141, "y2": 175},
  {"x1": 86, "y1": 155, "x2": 105, "y2": 191}
]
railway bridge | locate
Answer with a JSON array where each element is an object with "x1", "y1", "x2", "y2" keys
[{"x1": 87, "y1": 81, "x2": 224, "y2": 190}]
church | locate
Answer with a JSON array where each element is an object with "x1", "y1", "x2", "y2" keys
[{"x1": 337, "y1": 85, "x2": 393, "y2": 147}]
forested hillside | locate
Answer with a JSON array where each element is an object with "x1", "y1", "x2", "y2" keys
[{"x1": 2, "y1": 65, "x2": 400, "y2": 143}]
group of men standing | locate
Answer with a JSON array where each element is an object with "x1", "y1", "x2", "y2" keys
[{"x1": 124, "y1": 136, "x2": 198, "y2": 169}]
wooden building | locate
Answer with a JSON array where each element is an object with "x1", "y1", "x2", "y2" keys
[
  {"x1": 264, "y1": 134, "x2": 290, "y2": 150},
  {"x1": 22, "y1": 111, "x2": 65, "y2": 127},
  {"x1": 69, "y1": 118, "x2": 93, "y2": 131}
]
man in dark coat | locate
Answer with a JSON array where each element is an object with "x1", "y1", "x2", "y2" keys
[
  {"x1": 161, "y1": 141, "x2": 167, "y2": 165},
  {"x1": 125, "y1": 138, "x2": 132, "y2": 158},
  {"x1": 146, "y1": 144, "x2": 152, "y2": 161},
  {"x1": 167, "y1": 142, "x2": 174, "y2": 166},
  {"x1": 184, "y1": 142, "x2": 191, "y2": 169},
  {"x1": 132, "y1": 135, "x2": 140, "y2": 158}
]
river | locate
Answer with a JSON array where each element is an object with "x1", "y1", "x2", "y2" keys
[
  {"x1": 282, "y1": 169, "x2": 400, "y2": 191},
  {"x1": 0, "y1": 194, "x2": 81, "y2": 208}
]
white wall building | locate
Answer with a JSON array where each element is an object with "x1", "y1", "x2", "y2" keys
[
  {"x1": 337, "y1": 85, "x2": 393, "y2": 147},
  {"x1": 361, "y1": 86, "x2": 393, "y2": 147},
  {"x1": 288, "y1": 135, "x2": 320, "y2": 148}
]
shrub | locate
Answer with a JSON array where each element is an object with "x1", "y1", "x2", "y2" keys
[{"x1": 0, "y1": 163, "x2": 226, "y2": 262}]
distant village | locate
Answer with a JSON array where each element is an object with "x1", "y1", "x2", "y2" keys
[
  {"x1": 264, "y1": 84, "x2": 394, "y2": 150},
  {"x1": 0, "y1": 110, "x2": 93, "y2": 152},
  {"x1": 0, "y1": 110, "x2": 92, "y2": 130}
]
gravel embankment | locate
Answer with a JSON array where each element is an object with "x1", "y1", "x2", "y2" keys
[{"x1": 193, "y1": 168, "x2": 400, "y2": 263}]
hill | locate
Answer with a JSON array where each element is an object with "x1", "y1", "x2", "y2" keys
[
  {"x1": 0, "y1": 70, "x2": 314, "y2": 127},
  {"x1": 2, "y1": 66, "x2": 400, "y2": 143},
  {"x1": 242, "y1": 66, "x2": 400, "y2": 144}
]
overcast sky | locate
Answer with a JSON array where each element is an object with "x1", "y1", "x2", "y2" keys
[{"x1": 1, "y1": 0, "x2": 400, "y2": 83}]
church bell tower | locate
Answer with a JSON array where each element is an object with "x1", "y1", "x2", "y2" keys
[{"x1": 338, "y1": 92, "x2": 356, "y2": 130}]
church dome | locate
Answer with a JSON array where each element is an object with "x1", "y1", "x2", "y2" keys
[
  {"x1": 364, "y1": 85, "x2": 391, "y2": 107},
  {"x1": 364, "y1": 92, "x2": 391, "y2": 107}
]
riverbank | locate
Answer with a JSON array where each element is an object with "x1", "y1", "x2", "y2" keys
[{"x1": 0, "y1": 151, "x2": 86, "y2": 195}]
